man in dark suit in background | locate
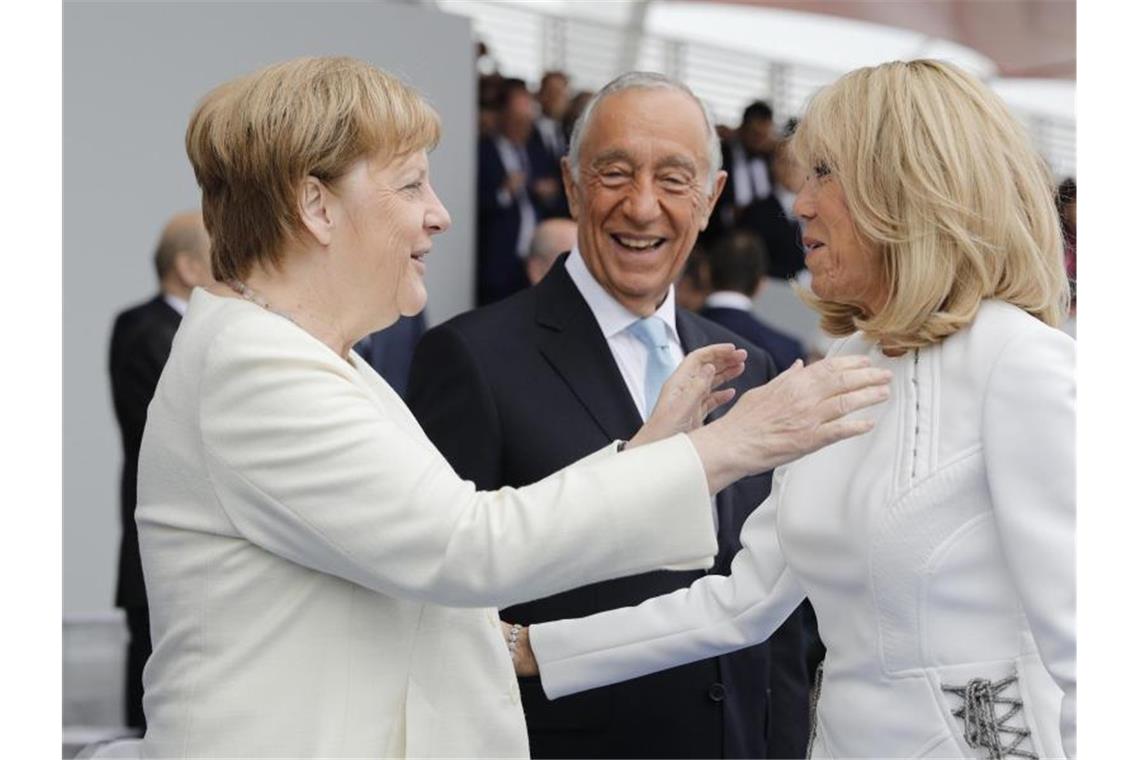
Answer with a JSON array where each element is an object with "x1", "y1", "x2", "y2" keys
[
  {"x1": 476, "y1": 78, "x2": 563, "y2": 305},
  {"x1": 701, "y1": 229, "x2": 807, "y2": 373},
  {"x1": 708, "y1": 101, "x2": 776, "y2": 237},
  {"x1": 108, "y1": 211, "x2": 211, "y2": 730},
  {"x1": 706, "y1": 104, "x2": 805, "y2": 280},
  {"x1": 409, "y1": 73, "x2": 813, "y2": 759},
  {"x1": 531, "y1": 70, "x2": 572, "y2": 218}
]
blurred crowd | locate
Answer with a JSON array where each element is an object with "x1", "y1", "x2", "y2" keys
[{"x1": 473, "y1": 45, "x2": 1078, "y2": 344}]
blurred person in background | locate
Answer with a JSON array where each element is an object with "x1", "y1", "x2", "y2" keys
[
  {"x1": 475, "y1": 39, "x2": 498, "y2": 77},
  {"x1": 702, "y1": 228, "x2": 806, "y2": 373},
  {"x1": 561, "y1": 89, "x2": 594, "y2": 145},
  {"x1": 477, "y1": 73, "x2": 504, "y2": 138},
  {"x1": 530, "y1": 71, "x2": 572, "y2": 218},
  {"x1": 510, "y1": 59, "x2": 1075, "y2": 760},
  {"x1": 89, "y1": 56, "x2": 888, "y2": 759},
  {"x1": 534, "y1": 71, "x2": 570, "y2": 162},
  {"x1": 754, "y1": 139, "x2": 807, "y2": 279},
  {"x1": 675, "y1": 243, "x2": 712, "y2": 312},
  {"x1": 410, "y1": 71, "x2": 820, "y2": 760},
  {"x1": 477, "y1": 77, "x2": 561, "y2": 305},
  {"x1": 526, "y1": 217, "x2": 577, "y2": 285},
  {"x1": 108, "y1": 210, "x2": 212, "y2": 731},
  {"x1": 707, "y1": 100, "x2": 778, "y2": 240}
]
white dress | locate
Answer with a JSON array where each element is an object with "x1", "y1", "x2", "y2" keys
[
  {"x1": 531, "y1": 300, "x2": 1076, "y2": 759},
  {"x1": 96, "y1": 288, "x2": 719, "y2": 758}
]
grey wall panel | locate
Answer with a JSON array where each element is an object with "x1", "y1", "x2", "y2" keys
[{"x1": 64, "y1": 0, "x2": 475, "y2": 614}]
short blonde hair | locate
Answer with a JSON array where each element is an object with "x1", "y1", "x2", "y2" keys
[
  {"x1": 186, "y1": 56, "x2": 441, "y2": 281},
  {"x1": 790, "y1": 59, "x2": 1069, "y2": 351}
]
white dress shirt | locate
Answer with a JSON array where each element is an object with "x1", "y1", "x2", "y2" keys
[
  {"x1": 163, "y1": 292, "x2": 188, "y2": 316},
  {"x1": 703, "y1": 290, "x2": 754, "y2": 312},
  {"x1": 565, "y1": 248, "x2": 684, "y2": 421}
]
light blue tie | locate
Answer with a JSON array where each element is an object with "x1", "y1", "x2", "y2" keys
[{"x1": 628, "y1": 317, "x2": 677, "y2": 416}]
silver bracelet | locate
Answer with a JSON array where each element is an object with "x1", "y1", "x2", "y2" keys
[{"x1": 507, "y1": 623, "x2": 523, "y2": 660}]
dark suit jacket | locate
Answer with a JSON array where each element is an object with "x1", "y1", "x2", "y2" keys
[
  {"x1": 108, "y1": 294, "x2": 181, "y2": 609},
  {"x1": 407, "y1": 257, "x2": 813, "y2": 759},
  {"x1": 353, "y1": 313, "x2": 427, "y2": 400},
  {"x1": 701, "y1": 305, "x2": 806, "y2": 374},
  {"x1": 477, "y1": 134, "x2": 562, "y2": 306},
  {"x1": 528, "y1": 126, "x2": 570, "y2": 219}
]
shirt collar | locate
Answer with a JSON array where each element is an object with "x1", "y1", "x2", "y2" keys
[
  {"x1": 704, "y1": 290, "x2": 755, "y2": 311},
  {"x1": 565, "y1": 247, "x2": 679, "y2": 342},
  {"x1": 163, "y1": 292, "x2": 189, "y2": 316}
]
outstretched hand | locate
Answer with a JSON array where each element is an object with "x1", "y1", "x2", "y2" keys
[
  {"x1": 627, "y1": 343, "x2": 747, "y2": 451},
  {"x1": 690, "y1": 355, "x2": 892, "y2": 493}
]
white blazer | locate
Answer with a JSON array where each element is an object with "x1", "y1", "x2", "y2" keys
[
  {"x1": 102, "y1": 289, "x2": 718, "y2": 759},
  {"x1": 531, "y1": 300, "x2": 1076, "y2": 759}
]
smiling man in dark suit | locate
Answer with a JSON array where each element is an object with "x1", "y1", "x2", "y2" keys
[
  {"x1": 108, "y1": 210, "x2": 211, "y2": 730},
  {"x1": 408, "y1": 73, "x2": 813, "y2": 759}
]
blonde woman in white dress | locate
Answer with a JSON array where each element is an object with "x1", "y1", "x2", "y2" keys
[{"x1": 512, "y1": 59, "x2": 1076, "y2": 759}]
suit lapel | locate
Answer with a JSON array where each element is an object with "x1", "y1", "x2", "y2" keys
[{"x1": 534, "y1": 259, "x2": 644, "y2": 441}]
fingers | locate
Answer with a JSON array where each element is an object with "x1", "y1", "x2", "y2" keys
[
  {"x1": 814, "y1": 417, "x2": 876, "y2": 448},
  {"x1": 682, "y1": 345, "x2": 746, "y2": 378},
  {"x1": 712, "y1": 360, "x2": 746, "y2": 388},
  {"x1": 701, "y1": 387, "x2": 736, "y2": 419},
  {"x1": 816, "y1": 355, "x2": 872, "y2": 373},
  {"x1": 803, "y1": 358, "x2": 890, "y2": 396},
  {"x1": 817, "y1": 383, "x2": 891, "y2": 422}
]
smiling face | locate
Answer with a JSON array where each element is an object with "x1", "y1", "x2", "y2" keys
[
  {"x1": 793, "y1": 166, "x2": 886, "y2": 315},
  {"x1": 565, "y1": 87, "x2": 726, "y2": 316},
  {"x1": 333, "y1": 149, "x2": 451, "y2": 328}
]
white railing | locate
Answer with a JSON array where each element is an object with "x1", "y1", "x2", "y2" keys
[{"x1": 443, "y1": 0, "x2": 1075, "y2": 180}]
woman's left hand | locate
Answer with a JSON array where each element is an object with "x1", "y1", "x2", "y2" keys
[{"x1": 627, "y1": 343, "x2": 747, "y2": 451}]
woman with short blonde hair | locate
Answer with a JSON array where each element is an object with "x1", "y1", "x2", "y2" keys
[
  {"x1": 88, "y1": 56, "x2": 890, "y2": 758},
  {"x1": 512, "y1": 59, "x2": 1076, "y2": 759}
]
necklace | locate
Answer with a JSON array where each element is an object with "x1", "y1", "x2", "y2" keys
[
  {"x1": 226, "y1": 279, "x2": 355, "y2": 364},
  {"x1": 226, "y1": 279, "x2": 298, "y2": 325}
]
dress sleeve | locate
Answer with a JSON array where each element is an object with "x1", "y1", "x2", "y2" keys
[
  {"x1": 982, "y1": 324, "x2": 1076, "y2": 758},
  {"x1": 530, "y1": 470, "x2": 806, "y2": 700},
  {"x1": 197, "y1": 318, "x2": 716, "y2": 610}
]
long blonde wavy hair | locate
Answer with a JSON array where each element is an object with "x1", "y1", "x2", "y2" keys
[{"x1": 790, "y1": 59, "x2": 1069, "y2": 352}]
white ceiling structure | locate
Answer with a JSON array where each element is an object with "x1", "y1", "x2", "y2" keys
[
  {"x1": 481, "y1": 0, "x2": 1073, "y2": 119},
  {"x1": 439, "y1": 0, "x2": 1074, "y2": 174}
]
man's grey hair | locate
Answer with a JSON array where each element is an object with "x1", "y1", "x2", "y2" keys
[{"x1": 566, "y1": 71, "x2": 722, "y2": 194}]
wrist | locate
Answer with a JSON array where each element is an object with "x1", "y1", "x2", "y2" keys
[
  {"x1": 515, "y1": 626, "x2": 539, "y2": 677},
  {"x1": 688, "y1": 425, "x2": 744, "y2": 494}
]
